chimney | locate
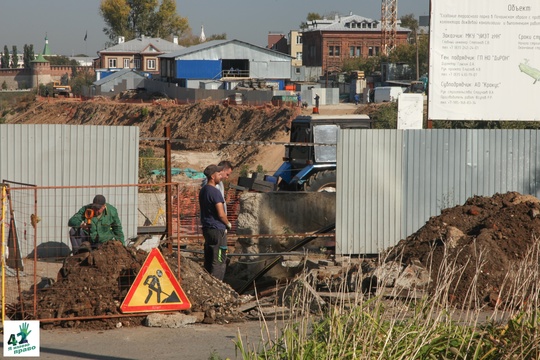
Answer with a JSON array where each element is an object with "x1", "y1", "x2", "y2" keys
[
  {"x1": 173, "y1": 35, "x2": 178, "y2": 45},
  {"x1": 118, "y1": 36, "x2": 125, "y2": 44}
]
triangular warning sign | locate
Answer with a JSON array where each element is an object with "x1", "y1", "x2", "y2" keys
[{"x1": 121, "y1": 248, "x2": 191, "y2": 313}]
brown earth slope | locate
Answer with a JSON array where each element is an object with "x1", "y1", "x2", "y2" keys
[{"x1": 5, "y1": 96, "x2": 299, "y2": 169}]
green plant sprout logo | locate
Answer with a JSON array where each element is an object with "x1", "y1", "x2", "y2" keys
[
  {"x1": 519, "y1": 59, "x2": 540, "y2": 84},
  {"x1": 8, "y1": 322, "x2": 32, "y2": 346}
]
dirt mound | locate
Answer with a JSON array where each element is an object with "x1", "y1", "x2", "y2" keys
[
  {"x1": 6, "y1": 99, "x2": 298, "y2": 168},
  {"x1": 11, "y1": 242, "x2": 247, "y2": 329},
  {"x1": 386, "y1": 191, "x2": 540, "y2": 307}
]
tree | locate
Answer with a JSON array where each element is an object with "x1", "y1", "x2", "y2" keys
[
  {"x1": 99, "y1": 0, "x2": 190, "y2": 44},
  {"x1": 23, "y1": 44, "x2": 35, "y2": 69},
  {"x1": 1, "y1": 46, "x2": 9, "y2": 69},
  {"x1": 178, "y1": 32, "x2": 227, "y2": 47},
  {"x1": 342, "y1": 56, "x2": 382, "y2": 76},
  {"x1": 399, "y1": 14, "x2": 422, "y2": 79},
  {"x1": 400, "y1": 14, "x2": 419, "y2": 40},
  {"x1": 11, "y1": 45, "x2": 18, "y2": 69},
  {"x1": 70, "y1": 67, "x2": 95, "y2": 96},
  {"x1": 300, "y1": 12, "x2": 322, "y2": 29},
  {"x1": 45, "y1": 55, "x2": 78, "y2": 66}
]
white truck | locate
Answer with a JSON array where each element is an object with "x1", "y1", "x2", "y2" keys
[{"x1": 374, "y1": 86, "x2": 403, "y2": 103}]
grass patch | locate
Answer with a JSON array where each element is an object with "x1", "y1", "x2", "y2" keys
[{"x1": 234, "y1": 237, "x2": 540, "y2": 359}]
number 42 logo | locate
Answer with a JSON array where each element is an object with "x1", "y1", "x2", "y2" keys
[{"x1": 8, "y1": 322, "x2": 32, "y2": 346}]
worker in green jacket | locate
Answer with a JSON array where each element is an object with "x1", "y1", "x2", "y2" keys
[{"x1": 68, "y1": 194, "x2": 125, "y2": 250}]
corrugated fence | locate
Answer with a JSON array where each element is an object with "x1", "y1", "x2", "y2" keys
[{"x1": 337, "y1": 129, "x2": 540, "y2": 255}]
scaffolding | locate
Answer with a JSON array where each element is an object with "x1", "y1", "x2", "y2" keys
[{"x1": 381, "y1": 0, "x2": 398, "y2": 55}]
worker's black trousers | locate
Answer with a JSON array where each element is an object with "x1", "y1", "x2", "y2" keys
[{"x1": 202, "y1": 228, "x2": 227, "y2": 281}]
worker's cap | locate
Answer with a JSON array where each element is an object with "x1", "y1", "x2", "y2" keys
[
  {"x1": 204, "y1": 164, "x2": 224, "y2": 178},
  {"x1": 92, "y1": 195, "x2": 106, "y2": 208}
]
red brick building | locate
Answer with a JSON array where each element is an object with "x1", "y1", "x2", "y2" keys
[{"x1": 302, "y1": 13, "x2": 410, "y2": 73}]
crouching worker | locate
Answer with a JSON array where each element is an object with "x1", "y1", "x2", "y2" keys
[{"x1": 68, "y1": 194, "x2": 124, "y2": 253}]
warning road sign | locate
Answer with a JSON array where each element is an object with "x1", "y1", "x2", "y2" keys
[{"x1": 121, "y1": 248, "x2": 191, "y2": 313}]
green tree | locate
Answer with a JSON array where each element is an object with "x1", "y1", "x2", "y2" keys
[
  {"x1": 99, "y1": 0, "x2": 190, "y2": 44},
  {"x1": 400, "y1": 14, "x2": 419, "y2": 40},
  {"x1": 23, "y1": 44, "x2": 35, "y2": 69},
  {"x1": 11, "y1": 45, "x2": 18, "y2": 68},
  {"x1": 342, "y1": 56, "x2": 382, "y2": 76},
  {"x1": 1, "y1": 46, "x2": 9, "y2": 68},
  {"x1": 398, "y1": 14, "x2": 424, "y2": 79},
  {"x1": 178, "y1": 32, "x2": 227, "y2": 47},
  {"x1": 70, "y1": 67, "x2": 94, "y2": 96},
  {"x1": 45, "y1": 55, "x2": 78, "y2": 66},
  {"x1": 300, "y1": 12, "x2": 322, "y2": 29}
]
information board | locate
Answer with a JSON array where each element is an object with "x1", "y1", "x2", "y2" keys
[{"x1": 429, "y1": 1, "x2": 540, "y2": 120}]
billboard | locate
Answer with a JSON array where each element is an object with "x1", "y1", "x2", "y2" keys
[{"x1": 429, "y1": 1, "x2": 540, "y2": 120}]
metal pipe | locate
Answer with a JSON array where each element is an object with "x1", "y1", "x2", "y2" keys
[{"x1": 180, "y1": 249, "x2": 309, "y2": 257}]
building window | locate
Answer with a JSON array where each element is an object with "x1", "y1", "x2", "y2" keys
[
  {"x1": 134, "y1": 59, "x2": 141, "y2": 69},
  {"x1": 329, "y1": 46, "x2": 334, "y2": 56},
  {"x1": 108, "y1": 58, "x2": 117, "y2": 68},
  {"x1": 335, "y1": 46, "x2": 340, "y2": 56},
  {"x1": 375, "y1": 47, "x2": 380, "y2": 56},
  {"x1": 296, "y1": 35, "x2": 302, "y2": 44},
  {"x1": 295, "y1": 67, "x2": 301, "y2": 74},
  {"x1": 147, "y1": 59, "x2": 156, "y2": 70},
  {"x1": 296, "y1": 52, "x2": 302, "y2": 61},
  {"x1": 123, "y1": 58, "x2": 130, "y2": 68},
  {"x1": 368, "y1": 47, "x2": 373, "y2": 56},
  {"x1": 309, "y1": 45, "x2": 316, "y2": 57}
]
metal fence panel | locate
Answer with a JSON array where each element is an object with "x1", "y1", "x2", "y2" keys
[
  {"x1": 337, "y1": 129, "x2": 540, "y2": 255},
  {"x1": 337, "y1": 129, "x2": 402, "y2": 254},
  {"x1": 0, "y1": 125, "x2": 139, "y2": 256}
]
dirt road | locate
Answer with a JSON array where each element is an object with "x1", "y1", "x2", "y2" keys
[{"x1": 2, "y1": 320, "x2": 276, "y2": 360}]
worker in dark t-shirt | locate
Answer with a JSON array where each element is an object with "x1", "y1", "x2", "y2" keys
[{"x1": 199, "y1": 164, "x2": 232, "y2": 280}]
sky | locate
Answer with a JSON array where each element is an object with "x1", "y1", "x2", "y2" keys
[{"x1": 0, "y1": 0, "x2": 429, "y2": 57}]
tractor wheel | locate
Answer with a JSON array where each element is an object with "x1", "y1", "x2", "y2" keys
[{"x1": 304, "y1": 170, "x2": 337, "y2": 192}]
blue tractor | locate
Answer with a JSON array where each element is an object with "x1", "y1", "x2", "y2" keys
[{"x1": 274, "y1": 114, "x2": 372, "y2": 191}]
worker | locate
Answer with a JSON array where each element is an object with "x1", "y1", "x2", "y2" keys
[
  {"x1": 68, "y1": 194, "x2": 124, "y2": 252},
  {"x1": 201, "y1": 160, "x2": 234, "y2": 214},
  {"x1": 314, "y1": 94, "x2": 320, "y2": 108},
  {"x1": 199, "y1": 164, "x2": 231, "y2": 280}
]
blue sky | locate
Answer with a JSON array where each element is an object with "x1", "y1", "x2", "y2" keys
[{"x1": 0, "y1": 0, "x2": 429, "y2": 56}]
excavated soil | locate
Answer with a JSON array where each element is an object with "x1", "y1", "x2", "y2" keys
[
  {"x1": 386, "y1": 192, "x2": 540, "y2": 307},
  {"x1": 9, "y1": 242, "x2": 247, "y2": 330},
  {"x1": 6, "y1": 93, "x2": 299, "y2": 169},
  {"x1": 8, "y1": 95, "x2": 540, "y2": 322}
]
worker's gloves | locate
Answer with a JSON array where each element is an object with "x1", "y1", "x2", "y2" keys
[{"x1": 226, "y1": 222, "x2": 232, "y2": 231}]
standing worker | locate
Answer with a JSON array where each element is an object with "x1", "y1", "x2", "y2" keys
[
  {"x1": 296, "y1": 92, "x2": 302, "y2": 107},
  {"x1": 313, "y1": 94, "x2": 320, "y2": 114},
  {"x1": 199, "y1": 164, "x2": 231, "y2": 280},
  {"x1": 201, "y1": 160, "x2": 234, "y2": 214},
  {"x1": 68, "y1": 195, "x2": 124, "y2": 252}
]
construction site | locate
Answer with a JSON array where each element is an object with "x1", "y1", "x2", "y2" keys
[{"x1": 0, "y1": 89, "x2": 538, "y2": 329}]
